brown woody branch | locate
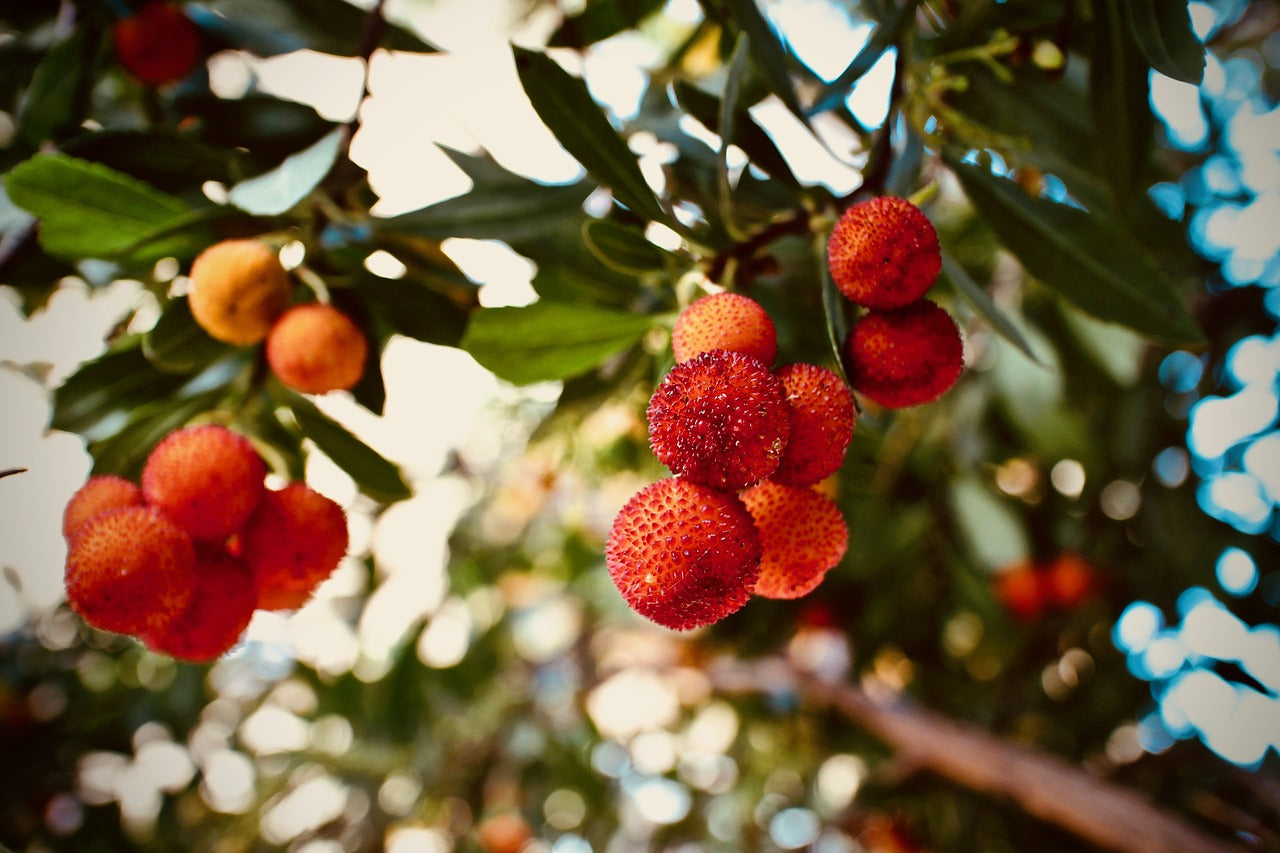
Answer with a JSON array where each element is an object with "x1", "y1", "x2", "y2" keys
[{"x1": 707, "y1": 656, "x2": 1246, "y2": 853}]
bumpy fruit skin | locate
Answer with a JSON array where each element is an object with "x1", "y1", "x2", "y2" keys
[
  {"x1": 827, "y1": 196, "x2": 941, "y2": 309},
  {"x1": 741, "y1": 481, "x2": 848, "y2": 599},
  {"x1": 843, "y1": 299, "x2": 963, "y2": 409},
  {"x1": 242, "y1": 483, "x2": 349, "y2": 611},
  {"x1": 647, "y1": 349, "x2": 791, "y2": 491},
  {"x1": 265, "y1": 303, "x2": 368, "y2": 394},
  {"x1": 772, "y1": 363, "x2": 855, "y2": 487},
  {"x1": 141, "y1": 424, "x2": 267, "y2": 542},
  {"x1": 143, "y1": 543, "x2": 256, "y2": 662},
  {"x1": 992, "y1": 559, "x2": 1046, "y2": 622},
  {"x1": 112, "y1": 2, "x2": 201, "y2": 87},
  {"x1": 62, "y1": 475, "x2": 145, "y2": 541},
  {"x1": 188, "y1": 239, "x2": 291, "y2": 345},
  {"x1": 64, "y1": 506, "x2": 196, "y2": 636},
  {"x1": 672, "y1": 291, "x2": 777, "y2": 366},
  {"x1": 606, "y1": 477, "x2": 762, "y2": 631}
]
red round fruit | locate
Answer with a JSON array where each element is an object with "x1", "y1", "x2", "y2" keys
[
  {"x1": 771, "y1": 362, "x2": 855, "y2": 487},
  {"x1": 242, "y1": 483, "x2": 349, "y2": 611},
  {"x1": 843, "y1": 299, "x2": 963, "y2": 409},
  {"x1": 143, "y1": 543, "x2": 256, "y2": 662},
  {"x1": 741, "y1": 481, "x2": 848, "y2": 599},
  {"x1": 112, "y1": 2, "x2": 201, "y2": 87},
  {"x1": 672, "y1": 291, "x2": 777, "y2": 365},
  {"x1": 992, "y1": 560, "x2": 1046, "y2": 622},
  {"x1": 64, "y1": 506, "x2": 196, "y2": 636},
  {"x1": 647, "y1": 349, "x2": 791, "y2": 491},
  {"x1": 141, "y1": 424, "x2": 267, "y2": 542},
  {"x1": 827, "y1": 196, "x2": 941, "y2": 309},
  {"x1": 62, "y1": 475, "x2": 145, "y2": 541},
  {"x1": 1044, "y1": 552, "x2": 1100, "y2": 609},
  {"x1": 606, "y1": 477, "x2": 762, "y2": 631}
]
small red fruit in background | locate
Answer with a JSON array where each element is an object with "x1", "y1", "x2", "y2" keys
[
  {"x1": 64, "y1": 506, "x2": 196, "y2": 636},
  {"x1": 992, "y1": 559, "x2": 1046, "y2": 622},
  {"x1": 242, "y1": 483, "x2": 349, "y2": 611},
  {"x1": 646, "y1": 349, "x2": 791, "y2": 491},
  {"x1": 741, "y1": 481, "x2": 848, "y2": 600},
  {"x1": 827, "y1": 196, "x2": 941, "y2": 310},
  {"x1": 606, "y1": 477, "x2": 762, "y2": 631},
  {"x1": 1044, "y1": 552, "x2": 1101, "y2": 609},
  {"x1": 141, "y1": 424, "x2": 266, "y2": 541},
  {"x1": 62, "y1": 474, "x2": 145, "y2": 541},
  {"x1": 843, "y1": 299, "x2": 963, "y2": 409},
  {"x1": 266, "y1": 303, "x2": 368, "y2": 394},
  {"x1": 143, "y1": 543, "x2": 257, "y2": 662},
  {"x1": 671, "y1": 291, "x2": 778, "y2": 366},
  {"x1": 112, "y1": 2, "x2": 201, "y2": 87},
  {"x1": 771, "y1": 362, "x2": 855, "y2": 487}
]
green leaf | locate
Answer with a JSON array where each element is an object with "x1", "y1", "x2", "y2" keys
[
  {"x1": 716, "y1": 0, "x2": 805, "y2": 119},
  {"x1": 279, "y1": 391, "x2": 412, "y2": 503},
  {"x1": 17, "y1": 27, "x2": 102, "y2": 146},
  {"x1": 228, "y1": 127, "x2": 344, "y2": 216},
  {"x1": 939, "y1": 250, "x2": 1041, "y2": 364},
  {"x1": 549, "y1": 0, "x2": 668, "y2": 47},
  {"x1": 359, "y1": 276, "x2": 472, "y2": 347},
  {"x1": 88, "y1": 391, "x2": 226, "y2": 480},
  {"x1": 143, "y1": 297, "x2": 237, "y2": 373},
  {"x1": 187, "y1": 0, "x2": 436, "y2": 57},
  {"x1": 1092, "y1": 2, "x2": 1154, "y2": 210},
  {"x1": 717, "y1": 32, "x2": 751, "y2": 239},
  {"x1": 950, "y1": 475, "x2": 1029, "y2": 572},
  {"x1": 4, "y1": 153, "x2": 195, "y2": 260},
  {"x1": 810, "y1": 0, "x2": 919, "y2": 116},
  {"x1": 948, "y1": 155, "x2": 1204, "y2": 346},
  {"x1": 460, "y1": 301, "x2": 655, "y2": 386},
  {"x1": 173, "y1": 92, "x2": 337, "y2": 161},
  {"x1": 816, "y1": 233, "x2": 850, "y2": 384},
  {"x1": 672, "y1": 81, "x2": 799, "y2": 187},
  {"x1": 52, "y1": 339, "x2": 190, "y2": 437},
  {"x1": 1127, "y1": 0, "x2": 1205, "y2": 85},
  {"x1": 61, "y1": 130, "x2": 238, "y2": 192},
  {"x1": 581, "y1": 219, "x2": 674, "y2": 275},
  {"x1": 512, "y1": 46, "x2": 677, "y2": 231}
]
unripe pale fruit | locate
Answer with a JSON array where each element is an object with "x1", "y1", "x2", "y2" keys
[
  {"x1": 672, "y1": 291, "x2": 777, "y2": 365},
  {"x1": 62, "y1": 475, "x2": 145, "y2": 541},
  {"x1": 112, "y1": 2, "x2": 201, "y2": 87},
  {"x1": 143, "y1": 543, "x2": 256, "y2": 662},
  {"x1": 827, "y1": 196, "x2": 941, "y2": 309},
  {"x1": 772, "y1": 363, "x2": 855, "y2": 487},
  {"x1": 64, "y1": 506, "x2": 196, "y2": 636},
  {"x1": 647, "y1": 349, "x2": 791, "y2": 491},
  {"x1": 843, "y1": 299, "x2": 963, "y2": 409},
  {"x1": 141, "y1": 424, "x2": 267, "y2": 542},
  {"x1": 242, "y1": 483, "x2": 349, "y2": 611},
  {"x1": 606, "y1": 477, "x2": 761, "y2": 631},
  {"x1": 265, "y1": 303, "x2": 368, "y2": 394},
  {"x1": 741, "y1": 481, "x2": 848, "y2": 599},
  {"x1": 188, "y1": 239, "x2": 291, "y2": 345}
]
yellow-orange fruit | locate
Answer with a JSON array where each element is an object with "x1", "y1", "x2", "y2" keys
[
  {"x1": 64, "y1": 506, "x2": 196, "y2": 636},
  {"x1": 242, "y1": 483, "x2": 349, "y2": 611},
  {"x1": 606, "y1": 477, "x2": 761, "y2": 631},
  {"x1": 112, "y1": 2, "x2": 201, "y2": 87},
  {"x1": 772, "y1": 363, "x2": 855, "y2": 487},
  {"x1": 647, "y1": 349, "x2": 791, "y2": 491},
  {"x1": 672, "y1": 291, "x2": 777, "y2": 365},
  {"x1": 141, "y1": 424, "x2": 267, "y2": 542},
  {"x1": 740, "y1": 481, "x2": 847, "y2": 599},
  {"x1": 843, "y1": 299, "x2": 963, "y2": 409},
  {"x1": 827, "y1": 196, "x2": 941, "y2": 309},
  {"x1": 188, "y1": 239, "x2": 291, "y2": 345},
  {"x1": 143, "y1": 543, "x2": 257, "y2": 662},
  {"x1": 265, "y1": 303, "x2": 368, "y2": 394},
  {"x1": 62, "y1": 475, "x2": 145, "y2": 541}
]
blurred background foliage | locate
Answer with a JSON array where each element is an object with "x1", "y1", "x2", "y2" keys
[{"x1": 1, "y1": 0, "x2": 1278, "y2": 851}]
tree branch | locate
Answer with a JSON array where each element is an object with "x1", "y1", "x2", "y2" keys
[{"x1": 707, "y1": 656, "x2": 1246, "y2": 853}]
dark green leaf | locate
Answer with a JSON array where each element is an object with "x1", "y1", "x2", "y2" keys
[
  {"x1": 716, "y1": 0, "x2": 805, "y2": 119},
  {"x1": 582, "y1": 219, "x2": 674, "y2": 275},
  {"x1": 810, "y1": 0, "x2": 919, "y2": 116},
  {"x1": 717, "y1": 33, "x2": 751, "y2": 238},
  {"x1": 1127, "y1": 0, "x2": 1205, "y2": 85},
  {"x1": 460, "y1": 301, "x2": 655, "y2": 385},
  {"x1": 550, "y1": 0, "x2": 667, "y2": 48},
  {"x1": 1092, "y1": 2, "x2": 1154, "y2": 210},
  {"x1": 174, "y1": 92, "x2": 337, "y2": 161},
  {"x1": 142, "y1": 297, "x2": 237, "y2": 373},
  {"x1": 280, "y1": 391, "x2": 412, "y2": 503},
  {"x1": 52, "y1": 339, "x2": 190, "y2": 437},
  {"x1": 17, "y1": 27, "x2": 103, "y2": 146},
  {"x1": 4, "y1": 153, "x2": 194, "y2": 259},
  {"x1": 939, "y1": 250, "x2": 1041, "y2": 364},
  {"x1": 187, "y1": 0, "x2": 436, "y2": 57},
  {"x1": 228, "y1": 127, "x2": 344, "y2": 216},
  {"x1": 512, "y1": 46, "x2": 678, "y2": 231},
  {"x1": 816, "y1": 234, "x2": 850, "y2": 384},
  {"x1": 359, "y1": 275, "x2": 472, "y2": 347},
  {"x1": 88, "y1": 391, "x2": 226, "y2": 480},
  {"x1": 672, "y1": 81, "x2": 799, "y2": 188},
  {"x1": 948, "y1": 155, "x2": 1204, "y2": 345},
  {"x1": 61, "y1": 130, "x2": 239, "y2": 192}
]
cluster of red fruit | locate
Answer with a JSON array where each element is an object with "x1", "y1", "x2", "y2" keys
[
  {"x1": 62, "y1": 424, "x2": 349, "y2": 662},
  {"x1": 606, "y1": 195, "x2": 964, "y2": 632},
  {"x1": 189, "y1": 239, "x2": 369, "y2": 395},
  {"x1": 992, "y1": 552, "x2": 1103, "y2": 622}
]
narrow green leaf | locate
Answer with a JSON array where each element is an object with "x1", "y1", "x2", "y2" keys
[
  {"x1": 939, "y1": 250, "x2": 1041, "y2": 365},
  {"x1": 17, "y1": 27, "x2": 101, "y2": 146},
  {"x1": 4, "y1": 154, "x2": 194, "y2": 259},
  {"x1": 672, "y1": 81, "x2": 799, "y2": 187},
  {"x1": 143, "y1": 297, "x2": 237, "y2": 373},
  {"x1": 1127, "y1": 0, "x2": 1206, "y2": 84},
  {"x1": 717, "y1": 33, "x2": 751, "y2": 240},
  {"x1": 52, "y1": 340, "x2": 188, "y2": 436},
  {"x1": 581, "y1": 219, "x2": 673, "y2": 275},
  {"x1": 187, "y1": 0, "x2": 437, "y2": 56},
  {"x1": 358, "y1": 273, "x2": 471, "y2": 347},
  {"x1": 816, "y1": 233, "x2": 850, "y2": 384},
  {"x1": 1092, "y1": 1, "x2": 1154, "y2": 210},
  {"x1": 512, "y1": 46, "x2": 676, "y2": 230},
  {"x1": 550, "y1": 0, "x2": 668, "y2": 47},
  {"x1": 717, "y1": 0, "x2": 805, "y2": 119},
  {"x1": 228, "y1": 127, "x2": 344, "y2": 216},
  {"x1": 88, "y1": 391, "x2": 226, "y2": 480},
  {"x1": 460, "y1": 301, "x2": 654, "y2": 386},
  {"x1": 948, "y1": 156, "x2": 1204, "y2": 346},
  {"x1": 282, "y1": 391, "x2": 412, "y2": 503},
  {"x1": 810, "y1": 0, "x2": 919, "y2": 116},
  {"x1": 61, "y1": 130, "x2": 238, "y2": 191}
]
